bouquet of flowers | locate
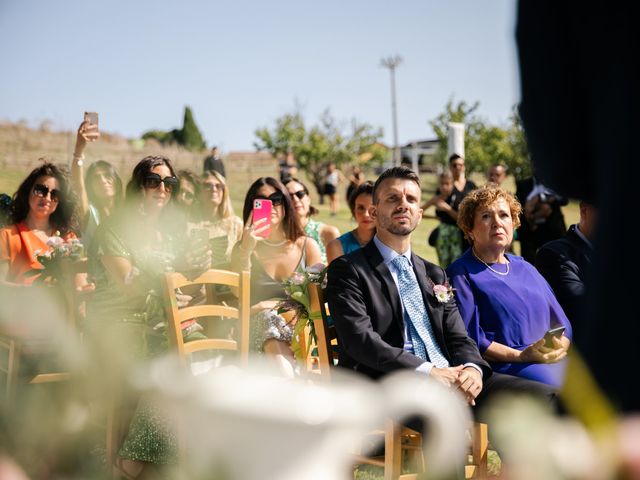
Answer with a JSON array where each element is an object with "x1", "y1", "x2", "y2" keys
[
  {"x1": 28, "y1": 233, "x2": 84, "y2": 285},
  {"x1": 276, "y1": 263, "x2": 327, "y2": 361}
]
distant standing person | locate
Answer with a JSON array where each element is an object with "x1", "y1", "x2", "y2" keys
[
  {"x1": 203, "y1": 146, "x2": 226, "y2": 178},
  {"x1": 279, "y1": 151, "x2": 299, "y2": 182},
  {"x1": 345, "y1": 165, "x2": 365, "y2": 204},
  {"x1": 449, "y1": 154, "x2": 477, "y2": 196},
  {"x1": 422, "y1": 171, "x2": 465, "y2": 268},
  {"x1": 324, "y1": 162, "x2": 344, "y2": 216},
  {"x1": 487, "y1": 163, "x2": 508, "y2": 186}
]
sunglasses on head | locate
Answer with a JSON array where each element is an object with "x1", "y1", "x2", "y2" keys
[
  {"x1": 143, "y1": 173, "x2": 178, "y2": 191},
  {"x1": 33, "y1": 184, "x2": 61, "y2": 202},
  {"x1": 202, "y1": 182, "x2": 224, "y2": 192},
  {"x1": 254, "y1": 191, "x2": 284, "y2": 206},
  {"x1": 289, "y1": 190, "x2": 307, "y2": 200}
]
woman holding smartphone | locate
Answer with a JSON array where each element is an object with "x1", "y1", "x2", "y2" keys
[
  {"x1": 446, "y1": 184, "x2": 572, "y2": 387},
  {"x1": 70, "y1": 118, "x2": 124, "y2": 248},
  {"x1": 85, "y1": 155, "x2": 210, "y2": 477},
  {"x1": 231, "y1": 177, "x2": 322, "y2": 377}
]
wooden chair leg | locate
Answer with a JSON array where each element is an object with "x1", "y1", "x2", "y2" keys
[
  {"x1": 5, "y1": 339, "x2": 20, "y2": 406},
  {"x1": 471, "y1": 422, "x2": 488, "y2": 478},
  {"x1": 384, "y1": 419, "x2": 403, "y2": 480}
]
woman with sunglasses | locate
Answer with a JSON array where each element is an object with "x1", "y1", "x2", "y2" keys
[
  {"x1": 284, "y1": 177, "x2": 340, "y2": 264},
  {"x1": 326, "y1": 181, "x2": 375, "y2": 263},
  {"x1": 0, "y1": 162, "x2": 78, "y2": 286},
  {"x1": 176, "y1": 169, "x2": 199, "y2": 214},
  {"x1": 85, "y1": 156, "x2": 210, "y2": 477},
  {"x1": 71, "y1": 120, "x2": 123, "y2": 248},
  {"x1": 231, "y1": 177, "x2": 322, "y2": 377},
  {"x1": 188, "y1": 170, "x2": 242, "y2": 268}
]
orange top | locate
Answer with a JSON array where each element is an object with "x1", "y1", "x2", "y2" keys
[{"x1": 0, "y1": 222, "x2": 75, "y2": 285}]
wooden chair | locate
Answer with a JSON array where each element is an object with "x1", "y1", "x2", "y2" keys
[
  {"x1": 306, "y1": 283, "x2": 489, "y2": 480},
  {"x1": 162, "y1": 269, "x2": 251, "y2": 368},
  {"x1": 0, "y1": 258, "x2": 88, "y2": 406}
]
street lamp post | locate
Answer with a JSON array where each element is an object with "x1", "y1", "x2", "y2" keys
[{"x1": 380, "y1": 55, "x2": 402, "y2": 167}]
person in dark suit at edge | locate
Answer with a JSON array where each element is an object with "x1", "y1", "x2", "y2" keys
[{"x1": 535, "y1": 202, "x2": 596, "y2": 341}]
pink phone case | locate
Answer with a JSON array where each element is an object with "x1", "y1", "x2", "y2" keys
[{"x1": 252, "y1": 199, "x2": 272, "y2": 238}]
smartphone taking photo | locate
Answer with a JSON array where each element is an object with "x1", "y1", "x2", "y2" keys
[
  {"x1": 84, "y1": 111, "x2": 99, "y2": 127},
  {"x1": 252, "y1": 199, "x2": 272, "y2": 238},
  {"x1": 543, "y1": 326, "x2": 566, "y2": 348}
]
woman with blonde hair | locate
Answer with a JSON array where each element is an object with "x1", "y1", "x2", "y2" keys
[
  {"x1": 189, "y1": 170, "x2": 242, "y2": 268},
  {"x1": 447, "y1": 184, "x2": 572, "y2": 387}
]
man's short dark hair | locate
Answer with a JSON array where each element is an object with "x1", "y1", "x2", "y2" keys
[
  {"x1": 448, "y1": 153, "x2": 464, "y2": 164},
  {"x1": 372, "y1": 166, "x2": 420, "y2": 204}
]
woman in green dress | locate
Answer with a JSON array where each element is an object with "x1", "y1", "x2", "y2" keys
[
  {"x1": 283, "y1": 178, "x2": 339, "y2": 264},
  {"x1": 86, "y1": 155, "x2": 210, "y2": 478}
]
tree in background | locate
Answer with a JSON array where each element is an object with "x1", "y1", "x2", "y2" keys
[
  {"x1": 142, "y1": 106, "x2": 206, "y2": 151},
  {"x1": 254, "y1": 108, "x2": 385, "y2": 196},
  {"x1": 429, "y1": 98, "x2": 532, "y2": 180}
]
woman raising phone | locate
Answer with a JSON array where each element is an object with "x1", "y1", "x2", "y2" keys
[{"x1": 231, "y1": 177, "x2": 322, "y2": 377}]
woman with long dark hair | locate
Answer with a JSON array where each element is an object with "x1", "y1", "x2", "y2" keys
[
  {"x1": 231, "y1": 177, "x2": 322, "y2": 376},
  {"x1": 0, "y1": 162, "x2": 78, "y2": 286},
  {"x1": 70, "y1": 120, "x2": 123, "y2": 246},
  {"x1": 283, "y1": 177, "x2": 339, "y2": 263},
  {"x1": 86, "y1": 155, "x2": 209, "y2": 477}
]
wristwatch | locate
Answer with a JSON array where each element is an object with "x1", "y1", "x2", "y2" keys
[{"x1": 73, "y1": 154, "x2": 84, "y2": 166}]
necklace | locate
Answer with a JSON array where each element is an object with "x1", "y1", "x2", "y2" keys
[
  {"x1": 262, "y1": 238, "x2": 288, "y2": 247},
  {"x1": 472, "y1": 249, "x2": 510, "y2": 276}
]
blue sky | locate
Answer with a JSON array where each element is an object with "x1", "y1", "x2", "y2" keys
[{"x1": 0, "y1": 0, "x2": 519, "y2": 151}]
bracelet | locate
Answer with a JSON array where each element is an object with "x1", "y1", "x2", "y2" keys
[{"x1": 73, "y1": 154, "x2": 84, "y2": 166}]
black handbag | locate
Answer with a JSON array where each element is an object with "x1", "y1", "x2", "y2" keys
[{"x1": 428, "y1": 225, "x2": 440, "y2": 247}]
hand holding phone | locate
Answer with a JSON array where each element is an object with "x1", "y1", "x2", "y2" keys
[
  {"x1": 543, "y1": 326, "x2": 566, "y2": 348},
  {"x1": 84, "y1": 111, "x2": 99, "y2": 127},
  {"x1": 252, "y1": 199, "x2": 272, "y2": 238}
]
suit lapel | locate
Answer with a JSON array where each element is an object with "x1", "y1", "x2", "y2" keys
[{"x1": 363, "y1": 241, "x2": 403, "y2": 328}]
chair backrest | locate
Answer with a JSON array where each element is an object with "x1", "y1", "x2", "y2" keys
[
  {"x1": 307, "y1": 283, "x2": 338, "y2": 381},
  {"x1": 163, "y1": 269, "x2": 250, "y2": 367}
]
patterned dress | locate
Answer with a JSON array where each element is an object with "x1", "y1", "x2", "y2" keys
[{"x1": 304, "y1": 218, "x2": 326, "y2": 263}]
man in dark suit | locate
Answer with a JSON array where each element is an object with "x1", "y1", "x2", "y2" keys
[
  {"x1": 327, "y1": 167, "x2": 555, "y2": 411},
  {"x1": 535, "y1": 202, "x2": 596, "y2": 336},
  {"x1": 203, "y1": 146, "x2": 226, "y2": 178}
]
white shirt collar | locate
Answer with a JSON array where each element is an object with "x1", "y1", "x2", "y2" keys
[{"x1": 373, "y1": 235, "x2": 412, "y2": 267}]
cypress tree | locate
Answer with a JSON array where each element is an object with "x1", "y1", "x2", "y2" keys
[{"x1": 180, "y1": 106, "x2": 206, "y2": 151}]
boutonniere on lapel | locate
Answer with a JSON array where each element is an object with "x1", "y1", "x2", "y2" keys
[{"x1": 427, "y1": 277, "x2": 455, "y2": 303}]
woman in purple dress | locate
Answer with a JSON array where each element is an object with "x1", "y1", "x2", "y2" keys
[{"x1": 446, "y1": 184, "x2": 572, "y2": 387}]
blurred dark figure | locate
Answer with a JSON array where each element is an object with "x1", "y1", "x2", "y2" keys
[
  {"x1": 515, "y1": 176, "x2": 567, "y2": 263},
  {"x1": 278, "y1": 151, "x2": 299, "y2": 183},
  {"x1": 203, "y1": 146, "x2": 226, "y2": 178},
  {"x1": 0, "y1": 194, "x2": 11, "y2": 228},
  {"x1": 535, "y1": 202, "x2": 596, "y2": 332},
  {"x1": 516, "y1": 1, "x2": 640, "y2": 412},
  {"x1": 486, "y1": 163, "x2": 507, "y2": 186}
]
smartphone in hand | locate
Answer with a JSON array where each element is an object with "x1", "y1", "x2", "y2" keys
[
  {"x1": 252, "y1": 199, "x2": 272, "y2": 238},
  {"x1": 84, "y1": 111, "x2": 99, "y2": 126},
  {"x1": 543, "y1": 326, "x2": 566, "y2": 348}
]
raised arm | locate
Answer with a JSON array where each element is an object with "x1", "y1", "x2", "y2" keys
[{"x1": 71, "y1": 121, "x2": 100, "y2": 224}]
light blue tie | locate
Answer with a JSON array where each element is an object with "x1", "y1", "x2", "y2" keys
[{"x1": 391, "y1": 255, "x2": 450, "y2": 368}]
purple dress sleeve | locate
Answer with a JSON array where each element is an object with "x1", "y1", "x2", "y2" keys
[{"x1": 449, "y1": 270, "x2": 492, "y2": 353}]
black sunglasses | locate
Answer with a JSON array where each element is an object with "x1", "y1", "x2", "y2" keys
[
  {"x1": 33, "y1": 184, "x2": 61, "y2": 202},
  {"x1": 143, "y1": 173, "x2": 178, "y2": 191},
  {"x1": 254, "y1": 191, "x2": 284, "y2": 206},
  {"x1": 289, "y1": 190, "x2": 307, "y2": 200}
]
